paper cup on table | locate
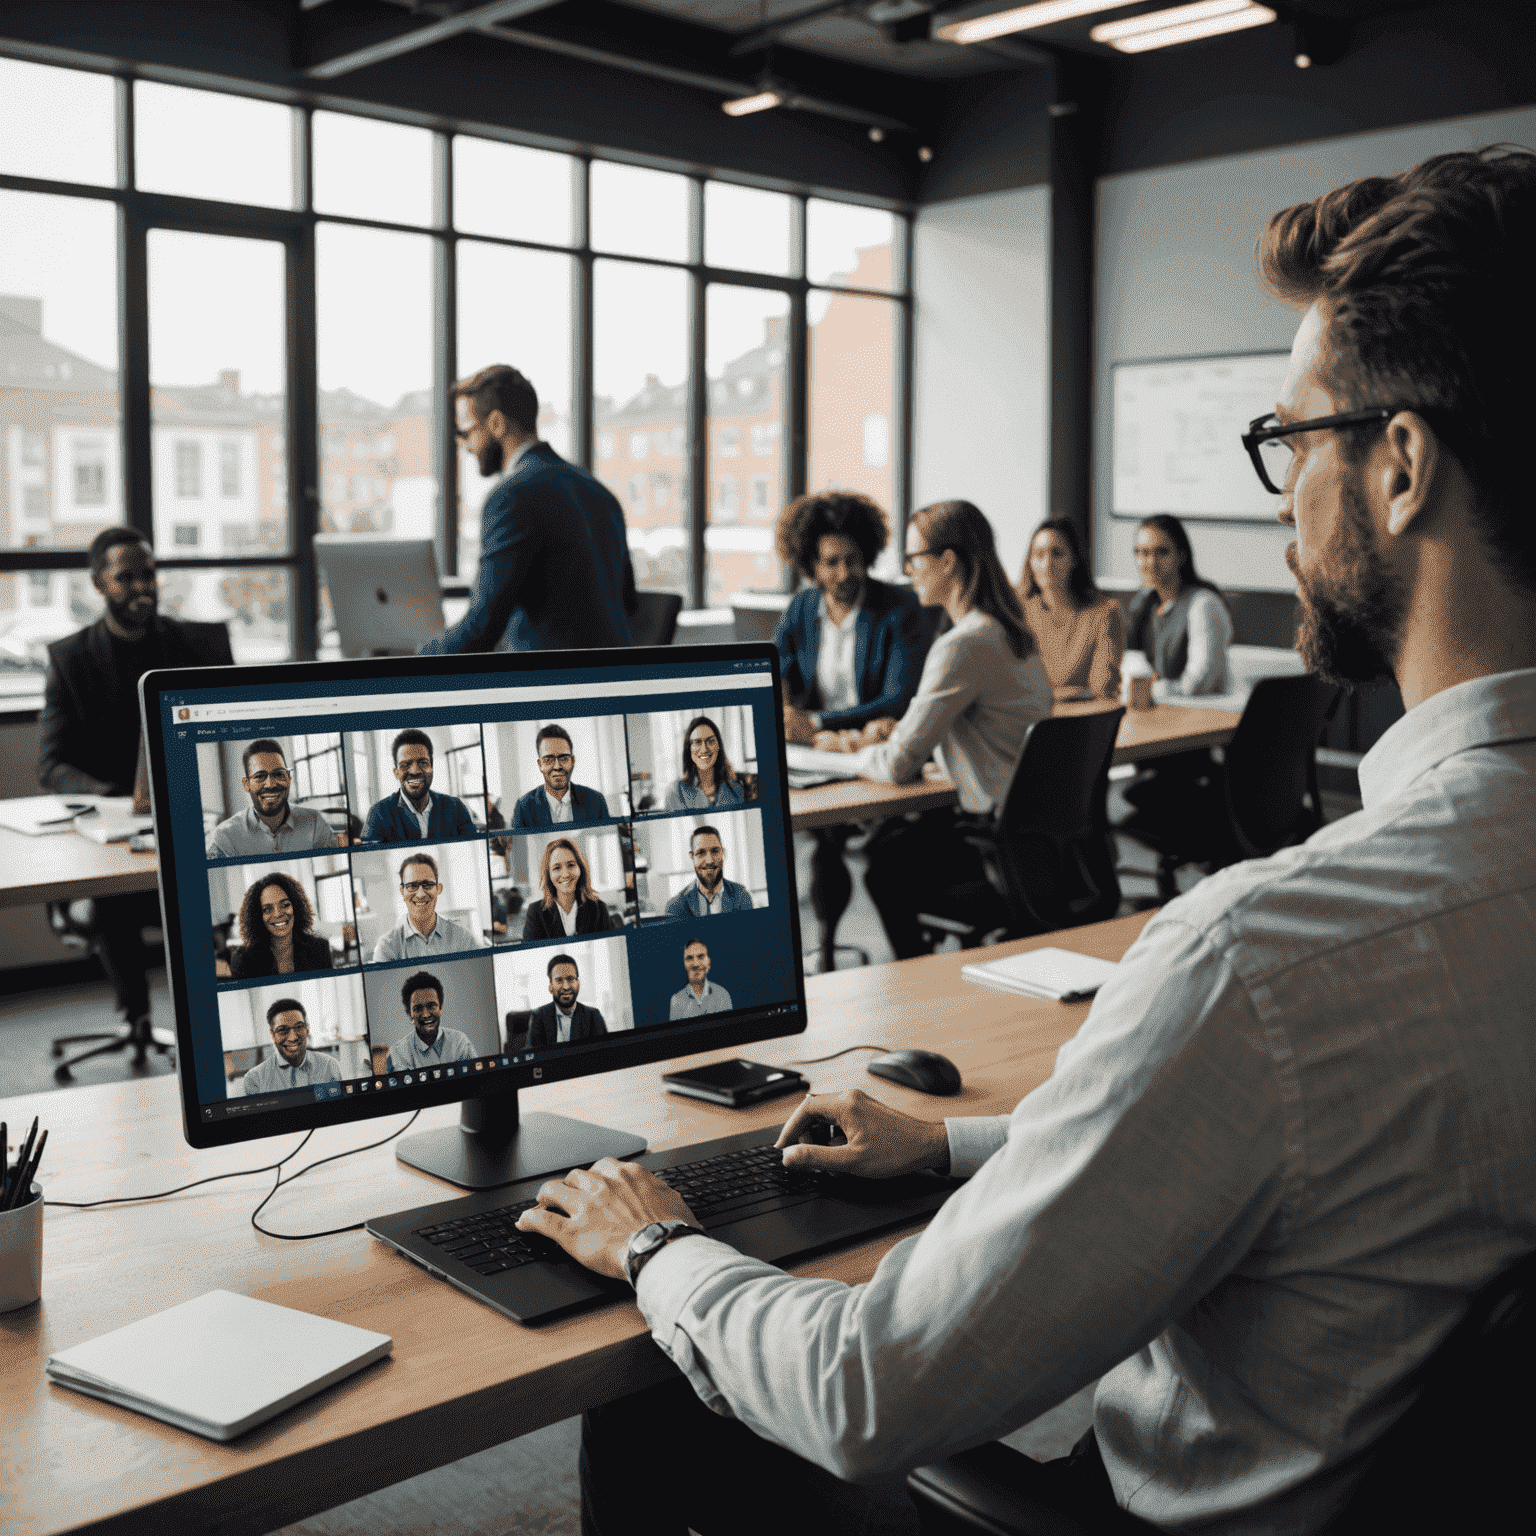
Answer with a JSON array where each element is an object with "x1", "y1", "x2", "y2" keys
[
  {"x1": 0, "y1": 1181, "x2": 43, "y2": 1311},
  {"x1": 1126, "y1": 675, "x2": 1155, "y2": 711}
]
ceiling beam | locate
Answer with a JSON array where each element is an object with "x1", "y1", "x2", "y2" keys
[
  {"x1": 305, "y1": 0, "x2": 566, "y2": 79},
  {"x1": 728, "y1": 0, "x2": 857, "y2": 57}
]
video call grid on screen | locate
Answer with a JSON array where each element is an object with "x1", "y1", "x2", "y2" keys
[{"x1": 154, "y1": 658, "x2": 798, "y2": 1118}]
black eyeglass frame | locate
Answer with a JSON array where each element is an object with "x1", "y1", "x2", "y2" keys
[
  {"x1": 902, "y1": 543, "x2": 955, "y2": 572},
  {"x1": 1241, "y1": 406, "x2": 1462, "y2": 495}
]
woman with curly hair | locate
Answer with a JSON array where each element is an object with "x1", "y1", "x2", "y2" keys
[
  {"x1": 227, "y1": 871, "x2": 333, "y2": 978},
  {"x1": 662, "y1": 715, "x2": 751, "y2": 810},
  {"x1": 521, "y1": 836, "x2": 621, "y2": 939},
  {"x1": 773, "y1": 491, "x2": 930, "y2": 744}
]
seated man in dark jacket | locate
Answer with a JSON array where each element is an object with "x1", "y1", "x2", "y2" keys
[
  {"x1": 527, "y1": 952, "x2": 609, "y2": 1048},
  {"x1": 360, "y1": 728, "x2": 478, "y2": 843},
  {"x1": 773, "y1": 491, "x2": 930, "y2": 742},
  {"x1": 422, "y1": 364, "x2": 638, "y2": 654},
  {"x1": 38, "y1": 528, "x2": 232, "y2": 1045}
]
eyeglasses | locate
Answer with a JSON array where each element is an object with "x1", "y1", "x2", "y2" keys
[
  {"x1": 689, "y1": 736, "x2": 719, "y2": 750},
  {"x1": 903, "y1": 545, "x2": 952, "y2": 573},
  {"x1": 400, "y1": 879, "x2": 438, "y2": 894},
  {"x1": 1241, "y1": 406, "x2": 1457, "y2": 495},
  {"x1": 454, "y1": 421, "x2": 474, "y2": 441},
  {"x1": 246, "y1": 769, "x2": 290, "y2": 786},
  {"x1": 271, "y1": 1024, "x2": 307, "y2": 1039},
  {"x1": 537, "y1": 753, "x2": 575, "y2": 767}
]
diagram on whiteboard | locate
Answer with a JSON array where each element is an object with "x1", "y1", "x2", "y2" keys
[{"x1": 1112, "y1": 352, "x2": 1290, "y2": 520}]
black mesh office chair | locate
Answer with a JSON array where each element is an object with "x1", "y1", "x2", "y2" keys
[
  {"x1": 1117, "y1": 674, "x2": 1341, "y2": 902},
  {"x1": 916, "y1": 709, "x2": 1125, "y2": 948},
  {"x1": 908, "y1": 1245, "x2": 1536, "y2": 1534},
  {"x1": 630, "y1": 591, "x2": 684, "y2": 647}
]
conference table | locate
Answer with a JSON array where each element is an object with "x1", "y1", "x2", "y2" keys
[
  {"x1": 790, "y1": 700, "x2": 1241, "y2": 970},
  {"x1": 0, "y1": 910, "x2": 1154, "y2": 1536}
]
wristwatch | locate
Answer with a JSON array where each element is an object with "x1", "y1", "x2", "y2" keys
[{"x1": 624, "y1": 1219, "x2": 706, "y2": 1288}]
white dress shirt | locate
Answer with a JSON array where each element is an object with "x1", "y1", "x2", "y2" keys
[
  {"x1": 852, "y1": 610, "x2": 1053, "y2": 813},
  {"x1": 638, "y1": 667, "x2": 1536, "y2": 1534},
  {"x1": 555, "y1": 1004, "x2": 577, "y2": 1045},
  {"x1": 543, "y1": 787, "x2": 575, "y2": 824},
  {"x1": 1155, "y1": 587, "x2": 1234, "y2": 698},
  {"x1": 815, "y1": 595, "x2": 862, "y2": 719}
]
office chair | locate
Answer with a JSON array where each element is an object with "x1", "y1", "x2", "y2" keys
[
  {"x1": 504, "y1": 1010, "x2": 532, "y2": 1054},
  {"x1": 630, "y1": 591, "x2": 684, "y2": 647},
  {"x1": 909, "y1": 1245, "x2": 1536, "y2": 1534},
  {"x1": 47, "y1": 898, "x2": 176, "y2": 1081},
  {"x1": 915, "y1": 709, "x2": 1125, "y2": 949},
  {"x1": 1116, "y1": 674, "x2": 1341, "y2": 902}
]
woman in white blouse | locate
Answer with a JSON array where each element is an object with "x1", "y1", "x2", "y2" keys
[
  {"x1": 521, "y1": 837, "x2": 620, "y2": 939},
  {"x1": 816, "y1": 499, "x2": 1053, "y2": 958}
]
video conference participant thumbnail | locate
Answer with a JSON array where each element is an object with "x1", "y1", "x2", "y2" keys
[
  {"x1": 209, "y1": 853, "x2": 355, "y2": 979},
  {"x1": 670, "y1": 937, "x2": 732, "y2": 1019},
  {"x1": 217, "y1": 974, "x2": 371, "y2": 1097},
  {"x1": 630, "y1": 811, "x2": 769, "y2": 920},
  {"x1": 493, "y1": 934, "x2": 634, "y2": 1052},
  {"x1": 625, "y1": 706, "x2": 759, "y2": 814},
  {"x1": 351, "y1": 845, "x2": 494, "y2": 963},
  {"x1": 202, "y1": 736, "x2": 343, "y2": 858},
  {"x1": 484, "y1": 717, "x2": 629, "y2": 829},
  {"x1": 360, "y1": 956, "x2": 502, "y2": 1077},
  {"x1": 509, "y1": 828, "x2": 631, "y2": 940},
  {"x1": 348, "y1": 725, "x2": 487, "y2": 844}
]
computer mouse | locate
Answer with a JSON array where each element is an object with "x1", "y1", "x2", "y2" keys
[{"x1": 866, "y1": 1049, "x2": 962, "y2": 1097}]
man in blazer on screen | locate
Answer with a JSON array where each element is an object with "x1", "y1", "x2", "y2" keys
[{"x1": 527, "y1": 953, "x2": 609, "y2": 1048}]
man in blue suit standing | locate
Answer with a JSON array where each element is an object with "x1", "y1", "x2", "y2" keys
[
  {"x1": 511, "y1": 723, "x2": 611, "y2": 827},
  {"x1": 664, "y1": 826, "x2": 755, "y2": 919},
  {"x1": 421, "y1": 364, "x2": 636, "y2": 655},
  {"x1": 361, "y1": 729, "x2": 478, "y2": 843}
]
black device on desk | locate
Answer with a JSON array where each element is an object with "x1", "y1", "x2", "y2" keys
[
  {"x1": 662, "y1": 1058, "x2": 807, "y2": 1107},
  {"x1": 139, "y1": 637, "x2": 956, "y2": 1320}
]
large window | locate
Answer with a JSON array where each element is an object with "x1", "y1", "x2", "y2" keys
[{"x1": 0, "y1": 54, "x2": 910, "y2": 675}]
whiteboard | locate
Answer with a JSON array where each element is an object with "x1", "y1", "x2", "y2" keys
[{"x1": 1112, "y1": 352, "x2": 1289, "y2": 521}]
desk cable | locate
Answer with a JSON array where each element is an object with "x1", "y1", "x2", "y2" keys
[
  {"x1": 46, "y1": 1111, "x2": 421, "y2": 1241},
  {"x1": 785, "y1": 1044, "x2": 890, "y2": 1065}
]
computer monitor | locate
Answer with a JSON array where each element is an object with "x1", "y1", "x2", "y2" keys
[
  {"x1": 140, "y1": 642, "x2": 807, "y2": 1190},
  {"x1": 314, "y1": 535, "x2": 446, "y2": 658}
]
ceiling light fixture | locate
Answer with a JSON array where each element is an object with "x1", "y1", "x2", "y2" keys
[
  {"x1": 723, "y1": 88, "x2": 785, "y2": 116},
  {"x1": 1091, "y1": 0, "x2": 1276, "y2": 52},
  {"x1": 934, "y1": 0, "x2": 1131, "y2": 47}
]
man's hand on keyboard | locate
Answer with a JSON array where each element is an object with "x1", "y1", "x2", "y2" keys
[
  {"x1": 516, "y1": 1159, "x2": 699, "y2": 1281},
  {"x1": 777, "y1": 1089, "x2": 951, "y2": 1179}
]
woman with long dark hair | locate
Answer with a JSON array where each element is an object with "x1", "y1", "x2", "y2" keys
[
  {"x1": 662, "y1": 715, "x2": 751, "y2": 810},
  {"x1": 227, "y1": 871, "x2": 333, "y2": 978},
  {"x1": 818, "y1": 499, "x2": 1053, "y2": 958},
  {"x1": 1017, "y1": 517, "x2": 1125, "y2": 701},
  {"x1": 521, "y1": 836, "x2": 620, "y2": 939},
  {"x1": 1126, "y1": 514, "x2": 1232, "y2": 696}
]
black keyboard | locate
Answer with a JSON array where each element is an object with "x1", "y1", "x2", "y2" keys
[{"x1": 413, "y1": 1143, "x2": 827, "y2": 1278}]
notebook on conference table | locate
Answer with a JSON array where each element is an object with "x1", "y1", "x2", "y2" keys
[
  {"x1": 961, "y1": 947, "x2": 1119, "y2": 1003},
  {"x1": 368, "y1": 1123, "x2": 959, "y2": 1325}
]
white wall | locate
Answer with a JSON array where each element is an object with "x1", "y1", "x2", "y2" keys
[
  {"x1": 912, "y1": 184, "x2": 1051, "y2": 585},
  {"x1": 1094, "y1": 104, "x2": 1536, "y2": 593}
]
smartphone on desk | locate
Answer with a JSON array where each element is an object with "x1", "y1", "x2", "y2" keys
[{"x1": 662, "y1": 1059, "x2": 807, "y2": 1109}]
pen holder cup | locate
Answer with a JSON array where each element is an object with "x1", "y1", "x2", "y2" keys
[
  {"x1": 0, "y1": 1182, "x2": 43, "y2": 1312},
  {"x1": 1125, "y1": 675, "x2": 1155, "y2": 711}
]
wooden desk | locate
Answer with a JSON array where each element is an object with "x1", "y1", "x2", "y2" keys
[
  {"x1": 0, "y1": 828, "x2": 159, "y2": 910},
  {"x1": 787, "y1": 703, "x2": 1238, "y2": 968},
  {"x1": 0, "y1": 912, "x2": 1153, "y2": 1536}
]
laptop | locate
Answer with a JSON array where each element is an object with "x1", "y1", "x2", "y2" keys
[{"x1": 315, "y1": 535, "x2": 446, "y2": 656}]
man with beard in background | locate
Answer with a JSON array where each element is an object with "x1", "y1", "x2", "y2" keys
[
  {"x1": 420, "y1": 364, "x2": 637, "y2": 655},
  {"x1": 38, "y1": 527, "x2": 232, "y2": 1069}
]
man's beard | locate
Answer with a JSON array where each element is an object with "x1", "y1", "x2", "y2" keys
[
  {"x1": 477, "y1": 437, "x2": 504, "y2": 476},
  {"x1": 106, "y1": 589, "x2": 156, "y2": 631},
  {"x1": 1288, "y1": 482, "x2": 1407, "y2": 688}
]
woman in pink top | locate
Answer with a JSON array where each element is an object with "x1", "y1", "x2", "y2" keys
[{"x1": 1016, "y1": 518, "x2": 1125, "y2": 702}]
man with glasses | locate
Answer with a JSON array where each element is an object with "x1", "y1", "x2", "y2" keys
[
  {"x1": 419, "y1": 364, "x2": 637, "y2": 655},
  {"x1": 524, "y1": 149, "x2": 1536, "y2": 1535},
  {"x1": 511, "y1": 724, "x2": 611, "y2": 827},
  {"x1": 241, "y1": 999, "x2": 341, "y2": 1096},
  {"x1": 372, "y1": 853, "x2": 484, "y2": 962},
  {"x1": 206, "y1": 739, "x2": 338, "y2": 858}
]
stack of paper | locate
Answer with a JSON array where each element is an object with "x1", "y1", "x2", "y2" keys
[
  {"x1": 47, "y1": 1289, "x2": 392, "y2": 1441},
  {"x1": 961, "y1": 946, "x2": 1119, "y2": 1003},
  {"x1": 784, "y1": 744, "x2": 860, "y2": 782},
  {"x1": 0, "y1": 796, "x2": 97, "y2": 836}
]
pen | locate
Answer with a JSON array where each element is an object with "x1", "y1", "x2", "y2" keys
[
  {"x1": 10, "y1": 1117, "x2": 38, "y2": 1209},
  {"x1": 7, "y1": 1129, "x2": 46, "y2": 1211}
]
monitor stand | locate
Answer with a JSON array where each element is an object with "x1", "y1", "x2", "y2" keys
[{"x1": 395, "y1": 1088, "x2": 647, "y2": 1191}]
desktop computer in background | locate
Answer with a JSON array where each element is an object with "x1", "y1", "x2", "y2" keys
[{"x1": 141, "y1": 642, "x2": 807, "y2": 1187}]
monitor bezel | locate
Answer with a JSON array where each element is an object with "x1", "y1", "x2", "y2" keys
[{"x1": 139, "y1": 640, "x2": 807, "y2": 1151}]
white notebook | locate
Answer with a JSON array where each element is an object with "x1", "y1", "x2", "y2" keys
[
  {"x1": 47, "y1": 1289, "x2": 392, "y2": 1441},
  {"x1": 961, "y1": 947, "x2": 1120, "y2": 1003}
]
